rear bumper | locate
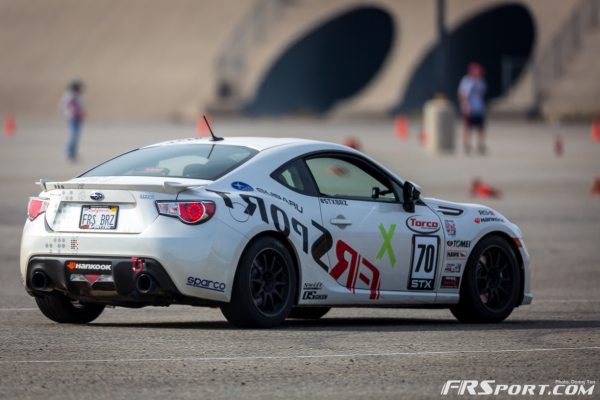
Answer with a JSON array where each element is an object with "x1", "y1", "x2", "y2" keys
[{"x1": 26, "y1": 255, "x2": 220, "y2": 307}]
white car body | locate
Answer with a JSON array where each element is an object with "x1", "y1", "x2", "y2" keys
[{"x1": 20, "y1": 137, "x2": 532, "y2": 325}]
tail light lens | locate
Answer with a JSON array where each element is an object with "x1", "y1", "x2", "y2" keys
[
  {"x1": 28, "y1": 197, "x2": 49, "y2": 221},
  {"x1": 156, "y1": 201, "x2": 216, "y2": 224}
]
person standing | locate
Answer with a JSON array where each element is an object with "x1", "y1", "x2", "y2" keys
[
  {"x1": 60, "y1": 80, "x2": 85, "y2": 162},
  {"x1": 458, "y1": 63, "x2": 487, "y2": 155}
]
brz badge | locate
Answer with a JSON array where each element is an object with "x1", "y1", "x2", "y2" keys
[{"x1": 90, "y1": 192, "x2": 104, "y2": 201}]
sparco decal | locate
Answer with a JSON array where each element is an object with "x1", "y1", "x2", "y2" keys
[
  {"x1": 406, "y1": 215, "x2": 440, "y2": 234},
  {"x1": 212, "y1": 191, "x2": 333, "y2": 272},
  {"x1": 186, "y1": 276, "x2": 226, "y2": 292},
  {"x1": 330, "y1": 240, "x2": 381, "y2": 300}
]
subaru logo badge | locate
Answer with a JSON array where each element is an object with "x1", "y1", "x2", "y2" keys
[{"x1": 90, "y1": 192, "x2": 104, "y2": 201}]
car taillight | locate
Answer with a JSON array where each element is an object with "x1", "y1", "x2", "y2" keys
[
  {"x1": 156, "y1": 201, "x2": 216, "y2": 224},
  {"x1": 27, "y1": 197, "x2": 49, "y2": 221}
]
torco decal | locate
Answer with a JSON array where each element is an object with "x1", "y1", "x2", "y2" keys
[
  {"x1": 408, "y1": 235, "x2": 439, "y2": 290},
  {"x1": 330, "y1": 240, "x2": 380, "y2": 300},
  {"x1": 406, "y1": 215, "x2": 440, "y2": 234},
  {"x1": 186, "y1": 276, "x2": 226, "y2": 292}
]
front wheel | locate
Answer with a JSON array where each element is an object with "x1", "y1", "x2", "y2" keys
[
  {"x1": 35, "y1": 293, "x2": 105, "y2": 323},
  {"x1": 221, "y1": 237, "x2": 297, "y2": 328},
  {"x1": 451, "y1": 235, "x2": 521, "y2": 323}
]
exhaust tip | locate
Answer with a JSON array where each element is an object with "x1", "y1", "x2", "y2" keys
[
  {"x1": 31, "y1": 270, "x2": 50, "y2": 291},
  {"x1": 136, "y1": 273, "x2": 156, "y2": 294}
]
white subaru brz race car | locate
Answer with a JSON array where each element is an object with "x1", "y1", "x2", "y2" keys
[{"x1": 20, "y1": 136, "x2": 532, "y2": 328}]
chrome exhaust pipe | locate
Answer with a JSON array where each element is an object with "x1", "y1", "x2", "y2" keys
[
  {"x1": 136, "y1": 273, "x2": 156, "y2": 294},
  {"x1": 31, "y1": 270, "x2": 50, "y2": 291}
]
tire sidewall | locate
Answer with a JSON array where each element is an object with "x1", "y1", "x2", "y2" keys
[{"x1": 460, "y1": 236, "x2": 521, "y2": 322}]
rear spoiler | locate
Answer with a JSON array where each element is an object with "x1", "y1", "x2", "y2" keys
[{"x1": 37, "y1": 179, "x2": 199, "y2": 194}]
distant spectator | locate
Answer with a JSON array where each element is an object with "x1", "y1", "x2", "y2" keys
[
  {"x1": 60, "y1": 80, "x2": 85, "y2": 162},
  {"x1": 458, "y1": 63, "x2": 487, "y2": 155}
]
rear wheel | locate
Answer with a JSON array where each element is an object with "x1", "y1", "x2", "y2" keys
[
  {"x1": 221, "y1": 237, "x2": 296, "y2": 328},
  {"x1": 35, "y1": 293, "x2": 105, "y2": 324},
  {"x1": 288, "y1": 307, "x2": 331, "y2": 320},
  {"x1": 451, "y1": 235, "x2": 521, "y2": 323}
]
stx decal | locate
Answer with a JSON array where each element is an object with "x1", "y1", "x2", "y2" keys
[
  {"x1": 408, "y1": 236, "x2": 439, "y2": 290},
  {"x1": 330, "y1": 240, "x2": 381, "y2": 300},
  {"x1": 376, "y1": 224, "x2": 396, "y2": 267}
]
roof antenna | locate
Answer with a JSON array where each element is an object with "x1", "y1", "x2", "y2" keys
[{"x1": 204, "y1": 115, "x2": 223, "y2": 141}]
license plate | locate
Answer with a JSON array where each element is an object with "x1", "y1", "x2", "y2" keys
[{"x1": 79, "y1": 205, "x2": 118, "y2": 230}]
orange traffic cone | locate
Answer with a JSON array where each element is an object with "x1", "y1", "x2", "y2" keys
[
  {"x1": 418, "y1": 130, "x2": 428, "y2": 146},
  {"x1": 196, "y1": 115, "x2": 212, "y2": 137},
  {"x1": 342, "y1": 137, "x2": 361, "y2": 151},
  {"x1": 4, "y1": 114, "x2": 16, "y2": 137},
  {"x1": 592, "y1": 178, "x2": 600, "y2": 195},
  {"x1": 592, "y1": 118, "x2": 600, "y2": 142},
  {"x1": 394, "y1": 115, "x2": 409, "y2": 140},
  {"x1": 554, "y1": 134, "x2": 564, "y2": 157},
  {"x1": 470, "y1": 178, "x2": 501, "y2": 199}
]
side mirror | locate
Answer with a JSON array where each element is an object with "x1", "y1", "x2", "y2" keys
[
  {"x1": 371, "y1": 187, "x2": 380, "y2": 199},
  {"x1": 402, "y1": 181, "x2": 421, "y2": 213}
]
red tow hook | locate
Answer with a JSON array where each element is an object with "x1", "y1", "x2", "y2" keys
[{"x1": 131, "y1": 257, "x2": 145, "y2": 273}]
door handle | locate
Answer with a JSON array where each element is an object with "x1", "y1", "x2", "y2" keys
[{"x1": 330, "y1": 218, "x2": 352, "y2": 226}]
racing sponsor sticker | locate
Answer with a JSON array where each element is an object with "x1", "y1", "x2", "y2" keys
[
  {"x1": 406, "y1": 215, "x2": 440, "y2": 234},
  {"x1": 186, "y1": 276, "x2": 226, "y2": 292},
  {"x1": 445, "y1": 220, "x2": 456, "y2": 237},
  {"x1": 444, "y1": 263, "x2": 462, "y2": 273},
  {"x1": 231, "y1": 181, "x2": 254, "y2": 192},
  {"x1": 446, "y1": 240, "x2": 471, "y2": 248},
  {"x1": 446, "y1": 250, "x2": 467, "y2": 259},
  {"x1": 408, "y1": 235, "x2": 439, "y2": 290},
  {"x1": 66, "y1": 261, "x2": 112, "y2": 274},
  {"x1": 474, "y1": 216, "x2": 504, "y2": 224},
  {"x1": 440, "y1": 276, "x2": 460, "y2": 289}
]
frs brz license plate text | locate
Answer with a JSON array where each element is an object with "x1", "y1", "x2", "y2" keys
[{"x1": 79, "y1": 206, "x2": 118, "y2": 230}]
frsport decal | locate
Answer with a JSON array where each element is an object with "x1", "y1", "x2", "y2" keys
[
  {"x1": 408, "y1": 235, "x2": 439, "y2": 290},
  {"x1": 330, "y1": 240, "x2": 381, "y2": 300},
  {"x1": 213, "y1": 191, "x2": 332, "y2": 273}
]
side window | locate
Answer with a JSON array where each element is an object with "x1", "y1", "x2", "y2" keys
[
  {"x1": 305, "y1": 157, "x2": 396, "y2": 202},
  {"x1": 271, "y1": 158, "x2": 316, "y2": 195}
]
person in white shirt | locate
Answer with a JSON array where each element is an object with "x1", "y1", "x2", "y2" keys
[
  {"x1": 458, "y1": 63, "x2": 487, "y2": 155},
  {"x1": 60, "y1": 80, "x2": 86, "y2": 162}
]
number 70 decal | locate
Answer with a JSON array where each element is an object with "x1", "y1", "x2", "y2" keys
[{"x1": 408, "y1": 235, "x2": 440, "y2": 290}]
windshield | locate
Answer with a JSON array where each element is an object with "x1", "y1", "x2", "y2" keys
[{"x1": 81, "y1": 144, "x2": 258, "y2": 180}]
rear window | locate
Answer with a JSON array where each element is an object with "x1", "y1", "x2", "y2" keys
[{"x1": 81, "y1": 144, "x2": 258, "y2": 180}]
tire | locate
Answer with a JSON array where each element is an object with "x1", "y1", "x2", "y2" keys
[
  {"x1": 451, "y1": 235, "x2": 521, "y2": 323},
  {"x1": 288, "y1": 307, "x2": 331, "y2": 320},
  {"x1": 221, "y1": 237, "x2": 297, "y2": 328},
  {"x1": 35, "y1": 293, "x2": 105, "y2": 324}
]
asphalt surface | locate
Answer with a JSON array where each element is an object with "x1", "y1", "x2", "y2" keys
[{"x1": 0, "y1": 118, "x2": 599, "y2": 399}]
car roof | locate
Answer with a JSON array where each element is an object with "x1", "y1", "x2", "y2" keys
[{"x1": 146, "y1": 137, "x2": 333, "y2": 152}]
